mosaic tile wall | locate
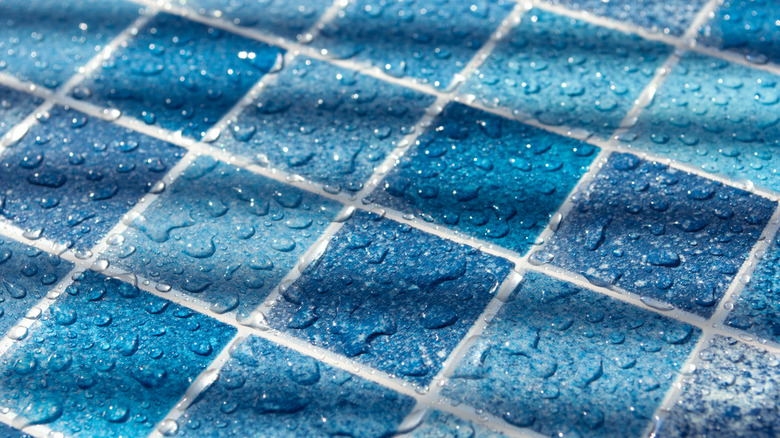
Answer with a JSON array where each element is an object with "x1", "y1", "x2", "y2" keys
[{"x1": 0, "y1": 0, "x2": 779, "y2": 437}]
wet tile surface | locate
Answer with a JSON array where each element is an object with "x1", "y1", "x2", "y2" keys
[
  {"x1": 0, "y1": 106, "x2": 185, "y2": 251},
  {"x1": 700, "y1": 0, "x2": 780, "y2": 65},
  {"x1": 462, "y1": 8, "x2": 672, "y2": 138},
  {"x1": 407, "y1": 410, "x2": 509, "y2": 437},
  {"x1": 72, "y1": 13, "x2": 283, "y2": 140},
  {"x1": 0, "y1": 85, "x2": 41, "y2": 138},
  {"x1": 443, "y1": 271, "x2": 700, "y2": 438},
  {"x1": 0, "y1": 270, "x2": 236, "y2": 437},
  {"x1": 217, "y1": 57, "x2": 435, "y2": 193},
  {"x1": 267, "y1": 210, "x2": 513, "y2": 385},
  {"x1": 534, "y1": 153, "x2": 775, "y2": 317},
  {"x1": 371, "y1": 102, "x2": 598, "y2": 254},
  {"x1": 173, "y1": 336, "x2": 414, "y2": 437}
]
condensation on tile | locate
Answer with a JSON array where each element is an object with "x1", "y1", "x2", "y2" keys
[
  {"x1": 442, "y1": 271, "x2": 700, "y2": 438},
  {"x1": 0, "y1": 85, "x2": 41, "y2": 138},
  {"x1": 462, "y1": 8, "x2": 672, "y2": 138},
  {"x1": 699, "y1": 0, "x2": 780, "y2": 66},
  {"x1": 370, "y1": 102, "x2": 598, "y2": 255},
  {"x1": 0, "y1": 270, "x2": 236, "y2": 437},
  {"x1": 266, "y1": 210, "x2": 514, "y2": 385},
  {"x1": 217, "y1": 57, "x2": 435, "y2": 193},
  {"x1": 534, "y1": 153, "x2": 775, "y2": 317},
  {"x1": 404, "y1": 409, "x2": 510, "y2": 437}
]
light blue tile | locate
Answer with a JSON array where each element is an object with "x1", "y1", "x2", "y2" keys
[
  {"x1": 102, "y1": 156, "x2": 342, "y2": 316},
  {"x1": 0, "y1": 85, "x2": 41, "y2": 137},
  {"x1": 0, "y1": 270, "x2": 236, "y2": 437},
  {"x1": 173, "y1": 336, "x2": 415, "y2": 437},
  {"x1": 0, "y1": 0, "x2": 141, "y2": 89},
  {"x1": 370, "y1": 102, "x2": 598, "y2": 255},
  {"x1": 312, "y1": 0, "x2": 514, "y2": 90},
  {"x1": 175, "y1": 0, "x2": 328, "y2": 40},
  {"x1": 0, "y1": 239, "x2": 73, "y2": 335},
  {"x1": 534, "y1": 153, "x2": 775, "y2": 317},
  {"x1": 624, "y1": 52, "x2": 780, "y2": 192},
  {"x1": 462, "y1": 8, "x2": 672, "y2": 138},
  {"x1": 72, "y1": 13, "x2": 283, "y2": 140},
  {"x1": 542, "y1": 0, "x2": 708, "y2": 36},
  {"x1": 700, "y1": 0, "x2": 780, "y2": 65},
  {"x1": 0, "y1": 106, "x2": 186, "y2": 251},
  {"x1": 267, "y1": 210, "x2": 514, "y2": 385},
  {"x1": 656, "y1": 335, "x2": 780, "y2": 438},
  {"x1": 216, "y1": 57, "x2": 435, "y2": 193},
  {"x1": 442, "y1": 271, "x2": 700, "y2": 438},
  {"x1": 407, "y1": 410, "x2": 510, "y2": 437}
]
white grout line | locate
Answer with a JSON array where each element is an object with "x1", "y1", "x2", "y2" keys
[{"x1": 0, "y1": 410, "x2": 60, "y2": 438}]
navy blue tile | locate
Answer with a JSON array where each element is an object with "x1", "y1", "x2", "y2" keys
[
  {"x1": 370, "y1": 102, "x2": 598, "y2": 254},
  {"x1": 217, "y1": 57, "x2": 435, "y2": 193},
  {"x1": 656, "y1": 336, "x2": 780, "y2": 438},
  {"x1": 102, "y1": 156, "x2": 342, "y2": 316},
  {"x1": 408, "y1": 410, "x2": 509, "y2": 437},
  {"x1": 0, "y1": 106, "x2": 186, "y2": 251},
  {"x1": 624, "y1": 52, "x2": 780, "y2": 192},
  {"x1": 462, "y1": 9, "x2": 672, "y2": 138},
  {"x1": 700, "y1": 0, "x2": 780, "y2": 65},
  {"x1": 542, "y1": 0, "x2": 708, "y2": 36},
  {"x1": 0, "y1": 270, "x2": 236, "y2": 437},
  {"x1": 442, "y1": 271, "x2": 700, "y2": 438},
  {"x1": 312, "y1": 0, "x2": 514, "y2": 90},
  {"x1": 534, "y1": 153, "x2": 775, "y2": 317},
  {"x1": 267, "y1": 210, "x2": 514, "y2": 385},
  {"x1": 0, "y1": 86, "x2": 41, "y2": 138},
  {"x1": 72, "y1": 13, "x2": 283, "y2": 140},
  {"x1": 173, "y1": 336, "x2": 414, "y2": 437},
  {"x1": 0, "y1": 0, "x2": 141, "y2": 89},
  {"x1": 176, "y1": 0, "x2": 329, "y2": 40},
  {"x1": 0, "y1": 239, "x2": 73, "y2": 335}
]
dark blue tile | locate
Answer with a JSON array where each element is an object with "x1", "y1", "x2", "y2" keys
[
  {"x1": 0, "y1": 270, "x2": 236, "y2": 437},
  {"x1": 0, "y1": 106, "x2": 186, "y2": 251},
  {"x1": 624, "y1": 52, "x2": 780, "y2": 192},
  {"x1": 0, "y1": 239, "x2": 73, "y2": 335},
  {"x1": 0, "y1": 0, "x2": 141, "y2": 89},
  {"x1": 0, "y1": 86, "x2": 41, "y2": 138},
  {"x1": 173, "y1": 336, "x2": 414, "y2": 437},
  {"x1": 312, "y1": 0, "x2": 514, "y2": 90},
  {"x1": 462, "y1": 9, "x2": 672, "y2": 138},
  {"x1": 700, "y1": 0, "x2": 780, "y2": 65},
  {"x1": 102, "y1": 156, "x2": 342, "y2": 316},
  {"x1": 534, "y1": 153, "x2": 775, "y2": 317},
  {"x1": 370, "y1": 102, "x2": 598, "y2": 254},
  {"x1": 217, "y1": 57, "x2": 435, "y2": 193},
  {"x1": 442, "y1": 271, "x2": 700, "y2": 438},
  {"x1": 176, "y1": 0, "x2": 329, "y2": 40},
  {"x1": 0, "y1": 423, "x2": 31, "y2": 438},
  {"x1": 72, "y1": 13, "x2": 283, "y2": 140},
  {"x1": 656, "y1": 336, "x2": 780, "y2": 438},
  {"x1": 542, "y1": 0, "x2": 708, "y2": 36},
  {"x1": 267, "y1": 210, "x2": 514, "y2": 385},
  {"x1": 407, "y1": 410, "x2": 509, "y2": 437}
]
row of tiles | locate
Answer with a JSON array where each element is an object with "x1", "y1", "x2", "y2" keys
[
  {"x1": 0, "y1": 249, "x2": 777, "y2": 438},
  {"x1": 1, "y1": 2, "x2": 780, "y2": 193}
]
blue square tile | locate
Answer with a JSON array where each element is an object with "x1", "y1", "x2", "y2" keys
[
  {"x1": 534, "y1": 153, "x2": 775, "y2": 317},
  {"x1": 72, "y1": 13, "x2": 283, "y2": 140},
  {"x1": 624, "y1": 52, "x2": 780, "y2": 192},
  {"x1": 724, "y1": 235, "x2": 780, "y2": 343},
  {"x1": 0, "y1": 106, "x2": 186, "y2": 251},
  {"x1": 0, "y1": 0, "x2": 141, "y2": 89},
  {"x1": 656, "y1": 335, "x2": 780, "y2": 438},
  {"x1": 0, "y1": 270, "x2": 236, "y2": 436},
  {"x1": 216, "y1": 57, "x2": 436, "y2": 193},
  {"x1": 442, "y1": 271, "x2": 700, "y2": 438},
  {"x1": 173, "y1": 336, "x2": 414, "y2": 437},
  {"x1": 176, "y1": 0, "x2": 329, "y2": 40},
  {"x1": 700, "y1": 0, "x2": 780, "y2": 65},
  {"x1": 0, "y1": 239, "x2": 73, "y2": 335},
  {"x1": 370, "y1": 102, "x2": 598, "y2": 254},
  {"x1": 102, "y1": 156, "x2": 342, "y2": 316},
  {"x1": 462, "y1": 9, "x2": 672, "y2": 138},
  {"x1": 266, "y1": 210, "x2": 514, "y2": 385},
  {"x1": 311, "y1": 0, "x2": 515, "y2": 90},
  {"x1": 0, "y1": 86, "x2": 41, "y2": 138},
  {"x1": 407, "y1": 410, "x2": 509, "y2": 437},
  {"x1": 542, "y1": 0, "x2": 709, "y2": 36}
]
